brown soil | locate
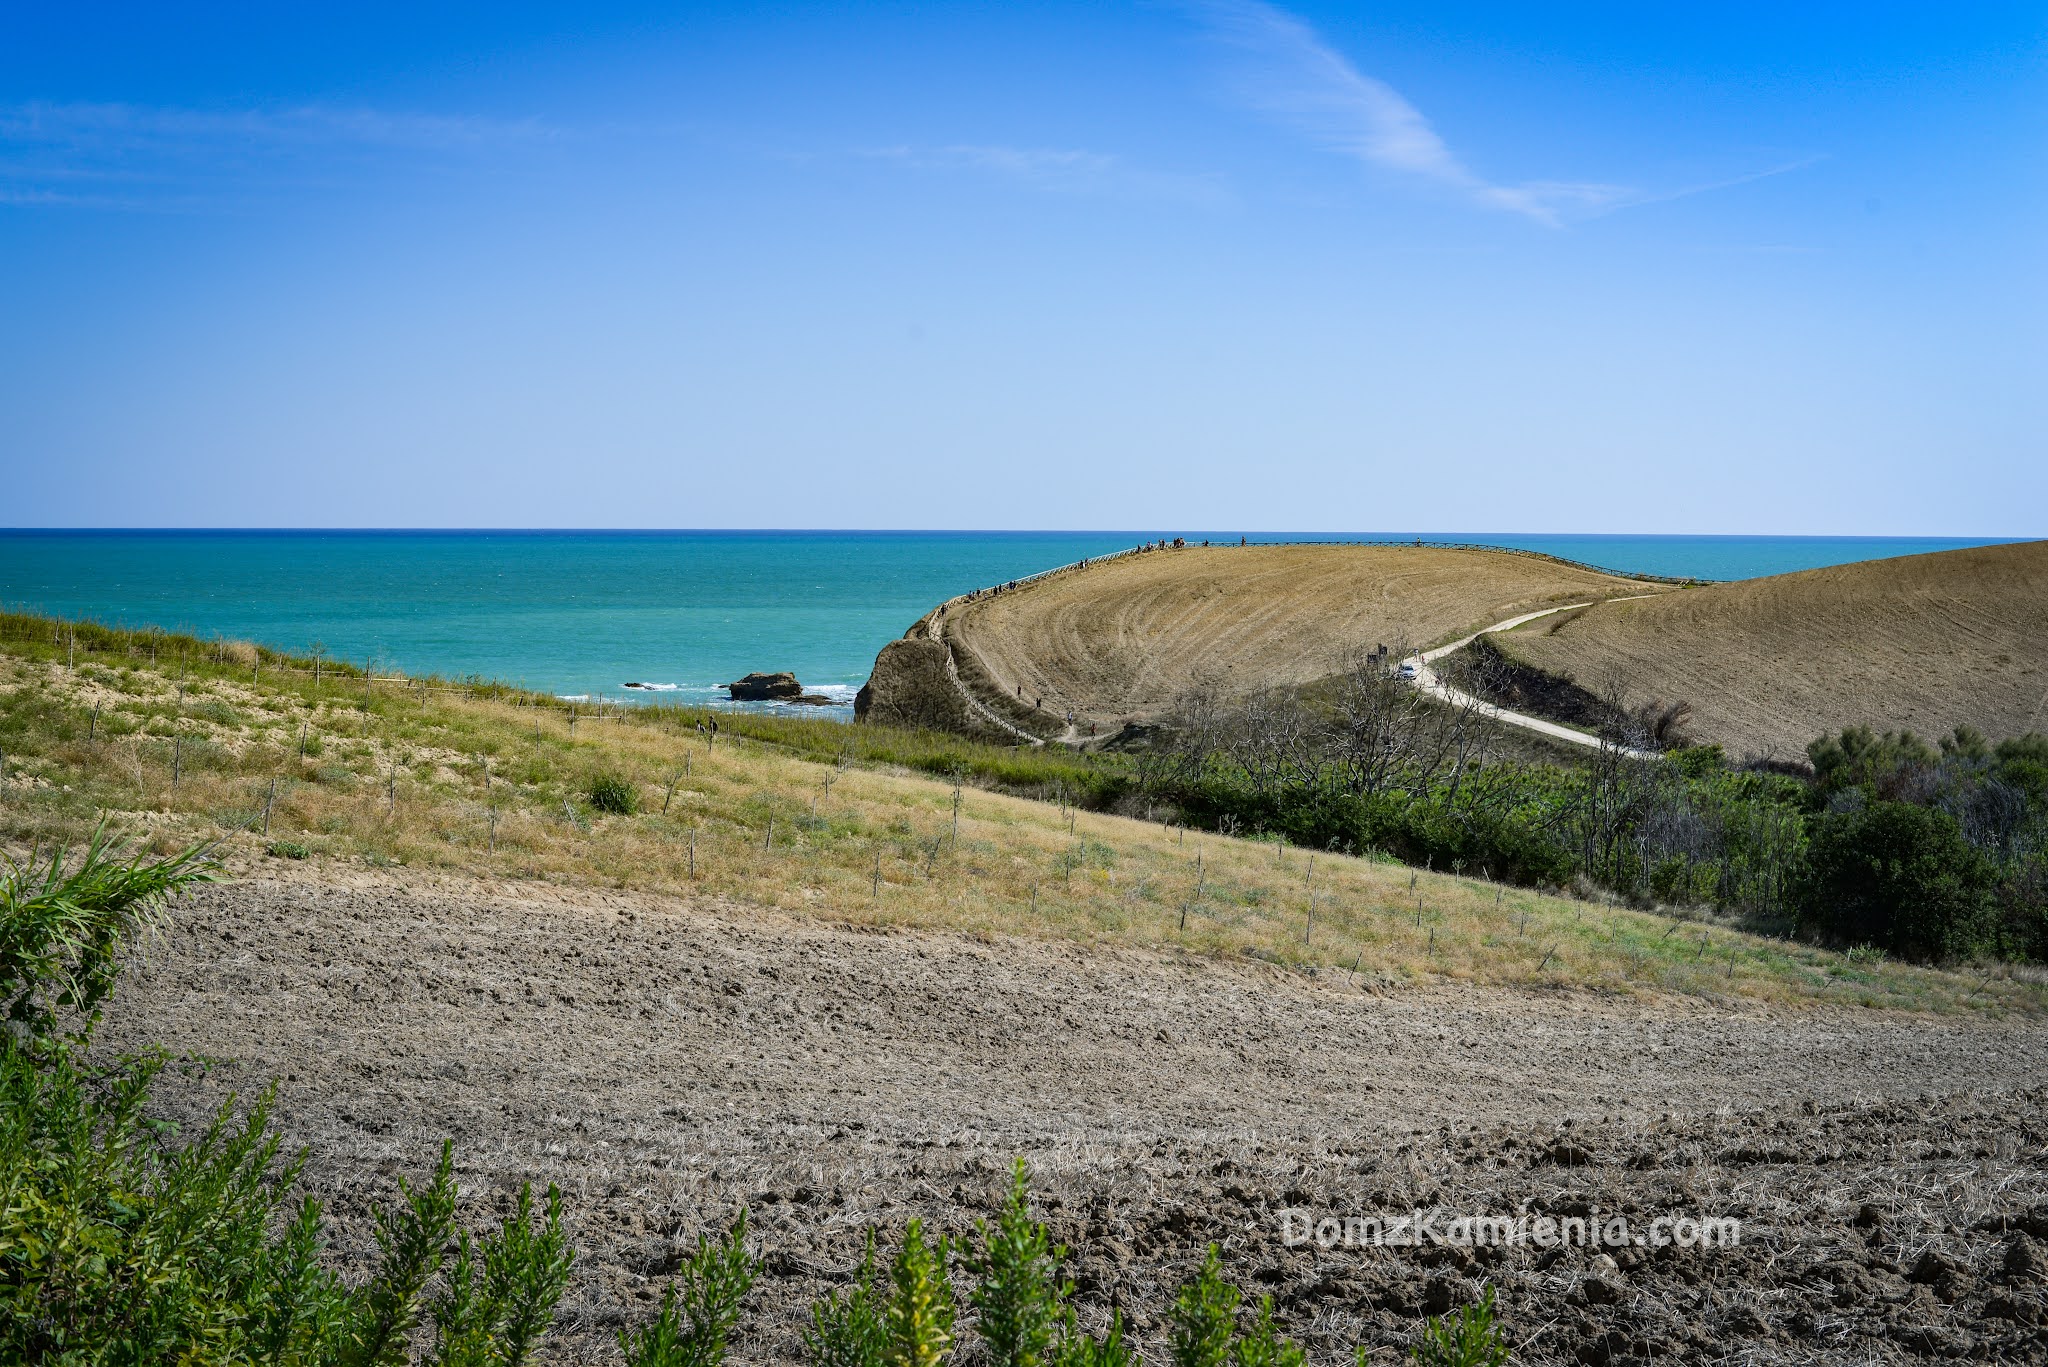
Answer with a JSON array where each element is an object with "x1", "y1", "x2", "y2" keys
[
  {"x1": 1497, "y1": 541, "x2": 2048, "y2": 760},
  {"x1": 933, "y1": 546, "x2": 1662, "y2": 734},
  {"x1": 104, "y1": 867, "x2": 2048, "y2": 1364}
]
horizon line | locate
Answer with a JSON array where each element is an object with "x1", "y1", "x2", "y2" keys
[{"x1": 1, "y1": 528, "x2": 2038, "y2": 541}]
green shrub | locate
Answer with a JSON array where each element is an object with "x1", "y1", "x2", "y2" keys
[
  {"x1": 1995, "y1": 734, "x2": 2048, "y2": 804},
  {"x1": 269, "y1": 840, "x2": 312, "y2": 860},
  {"x1": 1407, "y1": 1284, "x2": 1509, "y2": 1367},
  {"x1": 588, "y1": 773, "x2": 640, "y2": 816},
  {"x1": 1161, "y1": 1244, "x2": 1307, "y2": 1367},
  {"x1": 1996, "y1": 856, "x2": 2048, "y2": 962},
  {"x1": 1667, "y1": 744, "x2": 1729, "y2": 779},
  {"x1": 434, "y1": 1183, "x2": 575, "y2": 1367},
  {"x1": 1808, "y1": 725, "x2": 1939, "y2": 800},
  {"x1": 620, "y1": 1210, "x2": 757, "y2": 1367},
  {"x1": 886, "y1": 1220, "x2": 956, "y2": 1367},
  {"x1": 969, "y1": 1161, "x2": 1061, "y2": 1367},
  {"x1": 1169, "y1": 1246, "x2": 1239, "y2": 1367},
  {"x1": 0, "y1": 1022, "x2": 577, "y2": 1366},
  {"x1": 0, "y1": 835, "x2": 580, "y2": 1367},
  {"x1": 1231, "y1": 1297, "x2": 1303, "y2": 1367},
  {"x1": 804, "y1": 1233, "x2": 890, "y2": 1367},
  {"x1": 0, "y1": 827, "x2": 213, "y2": 1050},
  {"x1": 192, "y1": 700, "x2": 244, "y2": 727},
  {"x1": 1797, "y1": 801, "x2": 1997, "y2": 961},
  {"x1": 1051, "y1": 1312, "x2": 1132, "y2": 1367},
  {"x1": 804, "y1": 1171, "x2": 1139, "y2": 1367}
]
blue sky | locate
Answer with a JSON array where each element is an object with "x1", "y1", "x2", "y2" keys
[{"x1": 2, "y1": 2, "x2": 2042, "y2": 533}]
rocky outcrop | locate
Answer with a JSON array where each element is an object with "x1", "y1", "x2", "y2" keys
[
  {"x1": 855, "y1": 637, "x2": 1012, "y2": 741},
  {"x1": 724, "y1": 672, "x2": 804, "y2": 701}
]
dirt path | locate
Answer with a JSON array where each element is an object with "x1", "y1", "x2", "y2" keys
[
  {"x1": 912, "y1": 606, "x2": 1050, "y2": 745},
  {"x1": 102, "y1": 869, "x2": 2048, "y2": 1363},
  {"x1": 1410, "y1": 601, "x2": 1662, "y2": 758}
]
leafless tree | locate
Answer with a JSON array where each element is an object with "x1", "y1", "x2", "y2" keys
[
  {"x1": 1223, "y1": 687, "x2": 1328, "y2": 796},
  {"x1": 1147, "y1": 677, "x2": 1232, "y2": 789},
  {"x1": 1323, "y1": 645, "x2": 1416, "y2": 797}
]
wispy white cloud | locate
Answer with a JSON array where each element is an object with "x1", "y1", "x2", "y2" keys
[
  {"x1": 0, "y1": 101, "x2": 552, "y2": 151},
  {"x1": 1193, "y1": 0, "x2": 1811, "y2": 226},
  {"x1": 864, "y1": 143, "x2": 1229, "y2": 206},
  {"x1": 0, "y1": 101, "x2": 553, "y2": 209}
]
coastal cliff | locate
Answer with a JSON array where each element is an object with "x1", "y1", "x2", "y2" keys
[{"x1": 855, "y1": 635, "x2": 1012, "y2": 740}]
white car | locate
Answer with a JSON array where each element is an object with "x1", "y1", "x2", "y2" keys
[{"x1": 1396, "y1": 661, "x2": 1419, "y2": 681}]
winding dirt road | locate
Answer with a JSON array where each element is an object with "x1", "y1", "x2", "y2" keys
[{"x1": 1409, "y1": 601, "x2": 1662, "y2": 759}]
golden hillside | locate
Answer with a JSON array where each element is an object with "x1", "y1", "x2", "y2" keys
[{"x1": 1495, "y1": 540, "x2": 2048, "y2": 759}]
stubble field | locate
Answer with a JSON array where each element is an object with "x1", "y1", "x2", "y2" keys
[{"x1": 101, "y1": 867, "x2": 2048, "y2": 1364}]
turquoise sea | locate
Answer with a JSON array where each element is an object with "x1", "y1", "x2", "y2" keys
[{"x1": 0, "y1": 531, "x2": 2028, "y2": 717}]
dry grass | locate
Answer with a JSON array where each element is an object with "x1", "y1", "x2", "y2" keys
[
  {"x1": 1498, "y1": 540, "x2": 2048, "y2": 758},
  {"x1": 940, "y1": 544, "x2": 1665, "y2": 730},
  {"x1": 2, "y1": 638, "x2": 2041, "y2": 1017}
]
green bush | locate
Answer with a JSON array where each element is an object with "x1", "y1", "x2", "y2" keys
[
  {"x1": 1808, "y1": 726, "x2": 1940, "y2": 800},
  {"x1": 969, "y1": 1162, "x2": 1061, "y2": 1367},
  {"x1": 0, "y1": 833, "x2": 583, "y2": 1366},
  {"x1": 1408, "y1": 1284, "x2": 1509, "y2": 1367},
  {"x1": 435, "y1": 1182, "x2": 575, "y2": 1367},
  {"x1": 620, "y1": 1211, "x2": 756, "y2": 1367},
  {"x1": 269, "y1": 840, "x2": 312, "y2": 860},
  {"x1": 962, "y1": 1160, "x2": 1131, "y2": 1367},
  {"x1": 1159, "y1": 1244, "x2": 1309, "y2": 1367},
  {"x1": 1996, "y1": 856, "x2": 2048, "y2": 962},
  {"x1": 1231, "y1": 1297, "x2": 1304, "y2": 1367},
  {"x1": 0, "y1": 827, "x2": 213, "y2": 1050},
  {"x1": 886, "y1": 1220, "x2": 956, "y2": 1367},
  {"x1": 1797, "y1": 801, "x2": 1997, "y2": 961},
  {"x1": 804, "y1": 1234, "x2": 890, "y2": 1367},
  {"x1": 800, "y1": 1179, "x2": 1141, "y2": 1367},
  {"x1": 587, "y1": 773, "x2": 640, "y2": 815},
  {"x1": 1169, "y1": 1245, "x2": 1239, "y2": 1367}
]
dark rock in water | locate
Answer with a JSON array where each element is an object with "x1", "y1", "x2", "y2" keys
[
  {"x1": 724, "y1": 671, "x2": 804, "y2": 701},
  {"x1": 788, "y1": 693, "x2": 838, "y2": 706}
]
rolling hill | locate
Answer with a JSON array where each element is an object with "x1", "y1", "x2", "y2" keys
[
  {"x1": 1493, "y1": 540, "x2": 2048, "y2": 759},
  {"x1": 859, "y1": 543, "x2": 1668, "y2": 737}
]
